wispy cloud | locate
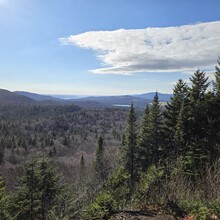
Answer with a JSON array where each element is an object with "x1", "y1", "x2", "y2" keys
[{"x1": 60, "y1": 21, "x2": 220, "y2": 75}]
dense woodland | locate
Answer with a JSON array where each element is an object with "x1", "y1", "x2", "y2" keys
[{"x1": 1, "y1": 59, "x2": 220, "y2": 219}]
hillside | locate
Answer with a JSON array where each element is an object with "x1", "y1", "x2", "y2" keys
[
  {"x1": 0, "y1": 89, "x2": 34, "y2": 104},
  {"x1": 133, "y1": 92, "x2": 172, "y2": 101},
  {"x1": 15, "y1": 91, "x2": 62, "y2": 102},
  {"x1": 10, "y1": 90, "x2": 173, "y2": 109}
]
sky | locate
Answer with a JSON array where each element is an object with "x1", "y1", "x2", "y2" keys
[{"x1": 0, "y1": 0, "x2": 220, "y2": 95}]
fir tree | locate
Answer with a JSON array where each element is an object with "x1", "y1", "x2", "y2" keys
[
  {"x1": 13, "y1": 156, "x2": 62, "y2": 220},
  {"x1": 136, "y1": 105, "x2": 150, "y2": 172},
  {"x1": 13, "y1": 158, "x2": 41, "y2": 220},
  {"x1": 164, "y1": 79, "x2": 188, "y2": 157},
  {"x1": 38, "y1": 156, "x2": 61, "y2": 220},
  {"x1": 80, "y1": 155, "x2": 86, "y2": 182},
  {"x1": 183, "y1": 70, "x2": 210, "y2": 174},
  {"x1": 120, "y1": 103, "x2": 137, "y2": 191},
  {"x1": 146, "y1": 92, "x2": 163, "y2": 165},
  {"x1": 214, "y1": 57, "x2": 220, "y2": 95},
  {"x1": 94, "y1": 136, "x2": 106, "y2": 180}
]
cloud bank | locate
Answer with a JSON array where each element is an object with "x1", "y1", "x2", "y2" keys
[{"x1": 60, "y1": 21, "x2": 220, "y2": 75}]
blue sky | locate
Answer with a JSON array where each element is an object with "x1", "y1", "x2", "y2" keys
[{"x1": 0, "y1": 0, "x2": 220, "y2": 95}]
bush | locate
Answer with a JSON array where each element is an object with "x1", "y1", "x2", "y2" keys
[
  {"x1": 135, "y1": 165, "x2": 164, "y2": 204},
  {"x1": 82, "y1": 191, "x2": 116, "y2": 219}
]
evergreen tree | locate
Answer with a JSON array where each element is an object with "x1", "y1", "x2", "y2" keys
[
  {"x1": 38, "y1": 156, "x2": 61, "y2": 220},
  {"x1": 164, "y1": 79, "x2": 188, "y2": 157},
  {"x1": 94, "y1": 136, "x2": 106, "y2": 180},
  {"x1": 13, "y1": 156, "x2": 62, "y2": 220},
  {"x1": 214, "y1": 57, "x2": 220, "y2": 95},
  {"x1": 136, "y1": 105, "x2": 150, "y2": 172},
  {"x1": 13, "y1": 158, "x2": 41, "y2": 220},
  {"x1": 120, "y1": 103, "x2": 137, "y2": 192},
  {"x1": 183, "y1": 70, "x2": 210, "y2": 173},
  {"x1": 146, "y1": 92, "x2": 163, "y2": 165},
  {"x1": 80, "y1": 155, "x2": 86, "y2": 182},
  {"x1": 174, "y1": 101, "x2": 185, "y2": 146},
  {"x1": 80, "y1": 155, "x2": 85, "y2": 168},
  {"x1": 189, "y1": 70, "x2": 209, "y2": 101}
]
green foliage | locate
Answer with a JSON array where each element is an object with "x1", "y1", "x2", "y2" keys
[
  {"x1": 214, "y1": 57, "x2": 220, "y2": 95},
  {"x1": 164, "y1": 79, "x2": 188, "y2": 158},
  {"x1": 94, "y1": 136, "x2": 107, "y2": 180},
  {"x1": 180, "y1": 199, "x2": 220, "y2": 220},
  {"x1": 120, "y1": 103, "x2": 137, "y2": 192},
  {"x1": 82, "y1": 168, "x2": 131, "y2": 219},
  {"x1": 82, "y1": 191, "x2": 116, "y2": 219},
  {"x1": 135, "y1": 165, "x2": 164, "y2": 204},
  {"x1": 137, "y1": 93, "x2": 163, "y2": 172},
  {"x1": 105, "y1": 168, "x2": 130, "y2": 207},
  {"x1": 12, "y1": 156, "x2": 65, "y2": 220},
  {"x1": 136, "y1": 105, "x2": 150, "y2": 172},
  {"x1": 0, "y1": 176, "x2": 11, "y2": 220}
]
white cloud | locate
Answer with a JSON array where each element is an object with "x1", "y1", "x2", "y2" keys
[{"x1": 60, "y1": 21, "x2": 220, "y2": 75}]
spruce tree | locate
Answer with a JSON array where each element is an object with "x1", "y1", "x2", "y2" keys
[
  {"x1": 137, "y1": 93, "x2": 163, "y2": 173},
  {"x1": 80, "y1": 155, "x2": 85, "y2": 168},
  {"x1": 183, "y1": 70, "x2": 210, "y2": 174},
  {"x1": 188, "y1": 70, "x2": 209, "y2": 139},
  {"x1": 146, "y1": 92, "x2": 163, "y2": 165},
  {"x1": 38, "y1": 156, "x2": 61, "y2": 220},
  {"x1": 13, "y1": 156, "x2": 62, "y2": 220},
  {"x1": 214, "y1": 57, "x2": 220, "y2": 95},
  {"x1": 136, "y1": 105, "x2": 150, "y2": 172},
  {"x1": 13, "y1": 158, "x2": 41, "y2": 220},
  {"x1": 164, "y1": 79, "x2": 188, "y2": 157},
  {"x1": 80, "y1": 155, "x2": 86, "y2": 182},
  {"x1": 120, "y1": 103, "x2": 137, "y2": 192},
  {"x1": 94, "y1": 136, "x2": 106, "y2": 180}
]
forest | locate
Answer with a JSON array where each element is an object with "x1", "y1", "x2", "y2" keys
[{"x1": 0, "y1": 59, "x2": 220, "y2": 220}]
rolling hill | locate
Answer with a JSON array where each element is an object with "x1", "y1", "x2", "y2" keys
[{"x1": 0, "y1": 89, "x2": 35, "y2": 104}]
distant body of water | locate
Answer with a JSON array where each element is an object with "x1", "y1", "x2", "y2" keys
[{"x1": 113, "y1": 104, "x2": 131, "y2": 107}]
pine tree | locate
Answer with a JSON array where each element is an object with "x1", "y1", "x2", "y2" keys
[{"x1": 120, "y1": 103, "x2": 137, "y2": 192}]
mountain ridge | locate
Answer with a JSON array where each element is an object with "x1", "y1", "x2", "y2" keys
[{"x1": 0, "y1": 89, "x2": 172, "y2": 108}]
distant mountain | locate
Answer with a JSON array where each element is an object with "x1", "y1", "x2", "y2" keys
[
  {"x1": 0, "y1": 89, "x2": 34, "y2": 104},
  {"x1": 69, "y1": 92, "x2": 172, "y2": 109},
  {"x1": 133, "y1": 92, "x2": 172, "y2": 101},
  {"x1": 15, "y1": 91, "x2": 62, "y2": 102},
  {"x1": 51, "y1": 94, "x2": 88, "y2": 99},
  {"x1": 0, "y1": 89, "x2": 172, "y2": 109}
]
